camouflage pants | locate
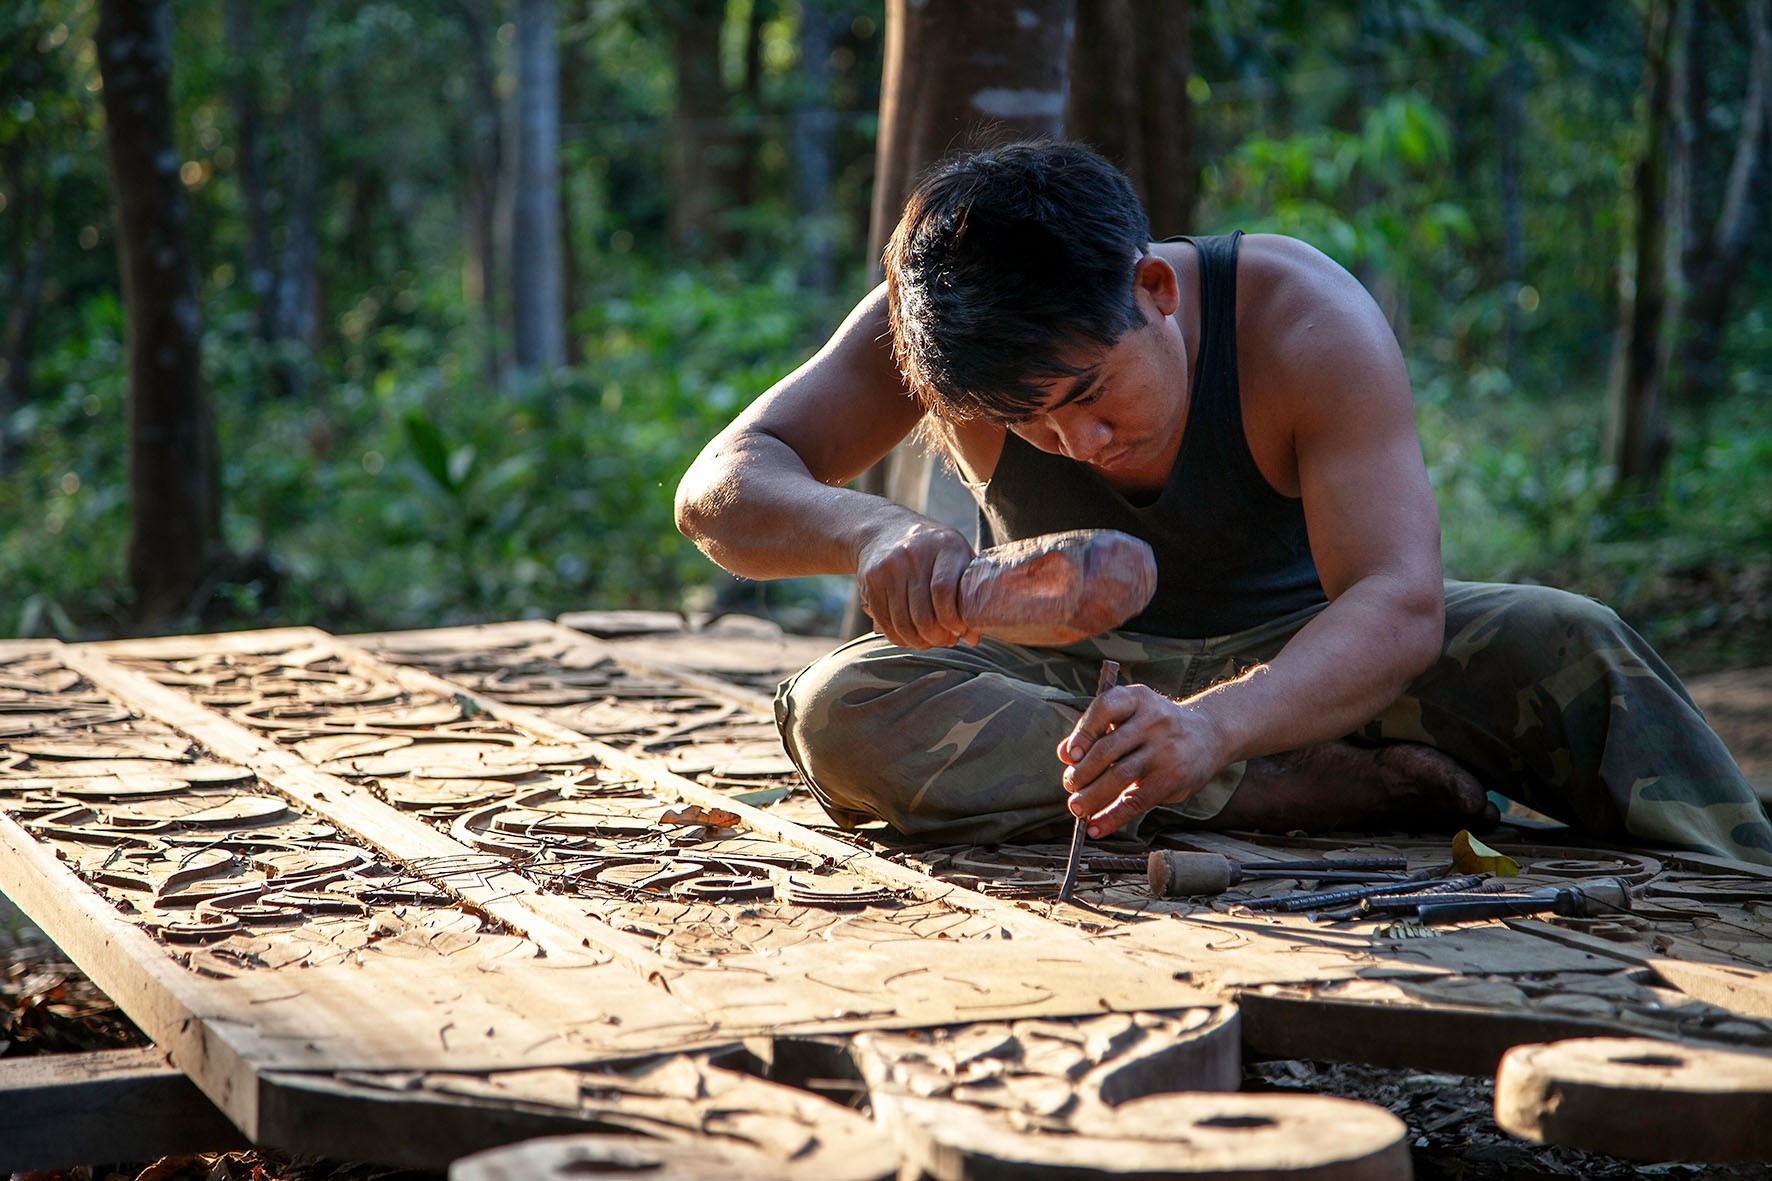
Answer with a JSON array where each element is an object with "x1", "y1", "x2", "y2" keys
[{"x1": 774, "y1": 580, "x2": 1772, "y2": 865}]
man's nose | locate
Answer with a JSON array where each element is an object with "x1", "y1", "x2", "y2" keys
[{"x1": 1052, "y1": 414, "x2": 1108, "y2": 462}]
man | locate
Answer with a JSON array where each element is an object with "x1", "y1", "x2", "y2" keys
[{"x1": 675, "y1": 141, "x2": 1771, "y2": 865}]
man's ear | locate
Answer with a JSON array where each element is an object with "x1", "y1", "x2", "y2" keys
[{"x1": 1133, "y1": 254, "x2": 1180, "y2": 319}]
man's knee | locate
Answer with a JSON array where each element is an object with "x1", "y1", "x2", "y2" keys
[
  {"x1": 775, "y1": 641, "x2": 985, "y2": 827},
  {"x1": 774, "y1": 639, "x2": 1080, "y2": 838},
  {"x1": 1449, "y1": 582, "x2": 1645, "y2": 670}
]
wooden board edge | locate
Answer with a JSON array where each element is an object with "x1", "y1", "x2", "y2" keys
[
  {"x1": 1232, "y1": 985, "x2": 1638, "y2": 1076},
  {"x1": 0, "y1": 810, "x2": 264, "y2": 1137},
  {"x1": 0, "y1": 1046, "x2": 247, "y2": 1172}
]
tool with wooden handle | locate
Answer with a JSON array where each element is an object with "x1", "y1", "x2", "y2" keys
[{"x1": 1057, "y1": 659, "x2": 1120, "y2": 903}]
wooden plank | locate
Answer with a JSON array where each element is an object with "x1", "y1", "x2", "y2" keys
[
  {"x1": 321, "y1": 628, "x2": 1210, "y2": 953},
  {"x1": 0, "y1": 1046, "x2": 246, "y2": 1172},
  {"x1": 851, "y1": 1008, "x2": 1242, "y2": 1138},
  {"x1": 1505, "y1": 916, "x2": 1765, "y2": 972},
  {"x1": 355, "y1": 619, "x2": 832, "y2": 827},
  {"x1": 0, "y1": 808, "x2": 270, "y2": 1136},
  {"x1": 557, "y1": 611, "x2": 834, "y2": 690},
  {"x1": 1233, "y1": 980, "x2": 1649, "y2": 1076},
  {"x1": 0, "y1": 811, "x2": 724, "y2": 1133},
  {"x1": 1495, "y1": 1036, "x2": 1772, "y2": 1161},
  {"x1": 269, "y1": 1056, "x2": 900, "y2": 1177},
  {"x1": 1649, "y1": 959, "x2": 1772, "y2": 1020}
]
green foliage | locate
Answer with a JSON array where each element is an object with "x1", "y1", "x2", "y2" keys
[
  {"x1": 1207, "y1": 92, "x2": 1475, "y2": 294},
  {"x1": 261, "y1": 260, "x2": 833, "y2": 628},
  {"x1": 2, "y1": 0, "x2": 1768, "y2": 676}
]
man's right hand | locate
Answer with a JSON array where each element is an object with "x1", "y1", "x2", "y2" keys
[{"x1": 854, "y1": 519, "x2": 980, "y2": 650}]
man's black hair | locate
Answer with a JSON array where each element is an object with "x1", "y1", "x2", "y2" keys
[{"x1": 883, "y1": 140, "x2": 1153, "y2": 423}]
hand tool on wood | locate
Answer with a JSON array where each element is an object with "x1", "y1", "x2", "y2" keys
[
  {"x1": 1145, "y1": 851, "x2": 1407, "y2": 898},
  {"x1": 1057, "y1": 659, "x2": 1120, "y2": 903},
  {"x1": 1414, "y1": 877, "x2": 1629, "y2": 925},
  {"x1": 1247, "y1": 871, "x2": 1483, "y2": 914}
]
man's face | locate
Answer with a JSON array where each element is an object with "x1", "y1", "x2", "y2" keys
[{"x1": 1005, "y1": 301, "x2": 1191, "y2": 483}]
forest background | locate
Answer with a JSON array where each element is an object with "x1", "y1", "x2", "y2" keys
[{"x1": 2, "y1": 0, "x2": 1769, "y2": 675}]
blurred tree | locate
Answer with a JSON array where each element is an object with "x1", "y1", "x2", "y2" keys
[
  {"x1": 1068, "y1": 0, "x2": 1196, "y2": 236},
  {"x1": 514, "y1": 0, "x2": 566, "y2": 371},
  {"x1": 1669, "y1": 0, "x2": 1770, "y2": 417},
  {"x1": 447, "y1": 0, "x2": 506, "y2": 383},
  {"x1": 788, "y1": 0, "x2": 844, "y2": 292},
  {"x1": 270, "y1": 0, "x2": 321, "y2": 400},
  {"x1": 560, "y1": 0, "x2": 590, "y2": 363},
  {"x1": 0, "y1": 19, "x2": 55, "y2": 471},
  {"x1": 225, "y1": 0, "x2": 272, "y2": 347},
  {"x1": 1608, "y1": 0, "x2": 1677, "y2": 485},
  {"x1": 666, "y1": 0, "x2": 729, "y2": 253},
  {"x1": 868, "y1": 0, "x2": 1074, "y2": 269},
  {"x1": 96, "y1": 0, "x2": 223, "y2": 623},
  {"x1": 1, "y1": 5, "x2": 109, "y2": 472}
]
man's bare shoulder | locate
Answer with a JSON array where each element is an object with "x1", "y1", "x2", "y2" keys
[
  {"x1": 1236, "y1": 234, "x2": 1375, "y2": 327},
  {"x1": 1235, "y1": 233, "x2": 1404, "y2": 388}
]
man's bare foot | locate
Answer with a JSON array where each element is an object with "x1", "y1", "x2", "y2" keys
[{"x1": 1204, "y1": 741, "x2": 1498, "y2": 835}]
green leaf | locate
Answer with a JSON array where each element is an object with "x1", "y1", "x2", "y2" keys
[{"x1": 403, "y1": 410, "x2": 455, "y2": 494}]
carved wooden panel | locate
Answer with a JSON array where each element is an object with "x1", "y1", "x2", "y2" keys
[
  {"x1": 52, "y1": 630, "x2": 1213, "y2": 1024},
  {"x1": 11, "y1": 620, "x2": 1772, "y2": 1173}
]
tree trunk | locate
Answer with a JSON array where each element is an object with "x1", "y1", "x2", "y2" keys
[
  {"x1": 1606, "y1": 0, "x2": 1678, "y2": 485},
  {"x1": 869, "y1": 0, "x2": 1076, "y2": 277},
  {"x1": 732, "y1": 0, "x2": 770, "y2": 221},
  {"x1": 451, "y1": 0, "x2": 504, "y2": 384},
  {"x1": 96, "y1": 0, "x2": 223, "y2": 625},
  {"x1": 558, "y1": 0, "x2": 589, "y2": 365},
  {"x1": 512, "y1": 0, "x2": 565, "y2": 372},
  {"x1": 848, "y1": 0, "x2": 1076, "y2": 635},
  {"x1": 227, "y1": 0, "x2": 273, "y2": 347},
  {"x1": 1067, "y1": 1, "x2": 1141, "y2": 178},
  {"x1": 788, "y1": 1, "x2": 841, "y2": 293},
  {"x1": 1672, "y1": 0, "x2": 1770, "y2": 414},
  {"x1": 1, "y1": 135, "x2": 49, "y2": 475},
  {"x1": 1495, "y1": 44, "x2": 1528, "y2": 374},
  {"x1": 271, "y1": 0, "x2": 321, "y2": 400},
  {"x1": 668, "y1": 0, "x2": 729, "y2": 255},
  {"x1": 1066, "y1": 0, "x2": 1195, "y2": 236},
  {"x1": 1132, "y1": 0, "x2": 1194, "y2": 237}
]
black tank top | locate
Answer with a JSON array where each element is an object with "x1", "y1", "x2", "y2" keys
[{"x1": 979, "y1": 231, "x2": 1327, "y2": 638}]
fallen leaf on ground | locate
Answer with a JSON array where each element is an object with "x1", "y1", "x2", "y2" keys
[
  {"x1": 658, "y1": 804, "x2": 743, "y2": 829},
  {"x1": 1451, "y1": 830, "x2": 1520, "y2": 876}
]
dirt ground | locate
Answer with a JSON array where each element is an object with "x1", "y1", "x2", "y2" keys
[{"x1": 1689, "y1": 664, "x2": 1772, "y2": 797}]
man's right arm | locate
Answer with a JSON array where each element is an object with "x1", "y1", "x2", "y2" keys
[{"x1": 674, "y1": 284, "x2": 977, "y2": 648}]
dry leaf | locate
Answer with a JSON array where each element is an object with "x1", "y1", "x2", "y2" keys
[
  {"x1": 1451, "y1": 829, "x2": 1519, "y2": 876},
  {"x1": 658, "y1": 804, "x2": 743, "y2": 829}
]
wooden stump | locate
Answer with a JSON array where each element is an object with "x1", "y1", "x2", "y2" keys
[
  {"x1": 902, "y1": 1092, "x2": 1412, "y2": 1180},
  {"x1": 449, "y1": 1132, "x2": 829, "y2": 1180},
  {"x1": 1495, "y1": 1036, "x2": 1772, "y2": 1161}
]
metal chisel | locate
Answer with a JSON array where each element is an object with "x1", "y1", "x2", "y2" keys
[{"x1": 1057, "y1": 658, "x2": 1119, "y2": 903}]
